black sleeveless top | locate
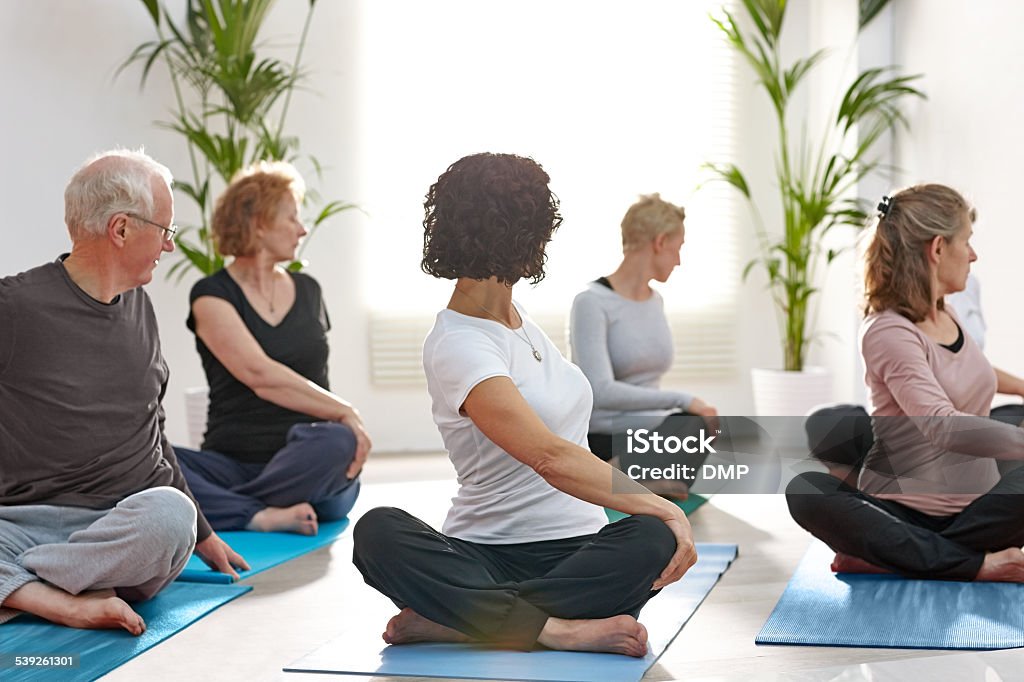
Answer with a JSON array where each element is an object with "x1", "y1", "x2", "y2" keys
[{"x1": 187, "y1": 269, "x2": 331, "y2": 463}]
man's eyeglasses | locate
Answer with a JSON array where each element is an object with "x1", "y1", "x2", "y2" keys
[{"x1": 126, "y1": 212, "x2": 178, "y2": 243}]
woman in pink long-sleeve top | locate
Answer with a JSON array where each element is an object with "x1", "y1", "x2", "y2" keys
[{"x1": 787, "y1": 184, "x2": 1024, "y2": 581}]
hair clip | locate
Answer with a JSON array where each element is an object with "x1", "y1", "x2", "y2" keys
[{"x1": 877, "y1": 195, "x2": 892, "y2": 218}]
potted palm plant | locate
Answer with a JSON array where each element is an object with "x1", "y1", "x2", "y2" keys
[
  {"x1": 122, "y1": 0, "x2": 355, "y2": 280},
  {"x1": 706, "y1": 0, "x2": 924, "y2": 415}
]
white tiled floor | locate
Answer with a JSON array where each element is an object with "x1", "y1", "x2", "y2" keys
[{"x1": 102, "y1": 452, "x2": 1024, "y2": 682}]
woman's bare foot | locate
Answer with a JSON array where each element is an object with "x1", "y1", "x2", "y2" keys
[
  {"x1": 246, "y1": 502, "x2": 318, "y2": 535},
  {"x1": 382, "y1": 608, "x2": 472, "y2": 644},
  {"x1": 537, "y1": 615, "x2": 649, "y2": 658},
  {"x1": 5, "y1": 583, "x2": 145, "y2": 635},
  {"x1": 975, "y1": 548, "x2": 1024, "y2": 582},
  {"x1": 831, "y1": 553, "x2": 890, "y2": 574}
]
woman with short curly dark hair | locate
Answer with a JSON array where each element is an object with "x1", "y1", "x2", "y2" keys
[
  {"x1": 354, "y1": 152, "x2": 695, "y2": 656},
  {"x1": 421, "y1": 152, "x2": 561, "y2": 285}
]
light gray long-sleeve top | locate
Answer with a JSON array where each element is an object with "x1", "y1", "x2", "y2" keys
[{"x1": 569, "y1": 281, "x2": 693, "y2": 433}]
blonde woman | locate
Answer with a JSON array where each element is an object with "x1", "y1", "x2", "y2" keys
[{"x1": 569, "y1": 194, "x2": 718, "y2": 497}]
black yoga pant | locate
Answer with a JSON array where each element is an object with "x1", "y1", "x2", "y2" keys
[
  {"x1": 787, "y1": 466, "x2": 1024, "y2": 580},
  {"x1": 804, "y1": 404, "x2": 873, "y2": 468},
  {"x1": 352, "y1": 507, "x2": 676, "y2": 649}
]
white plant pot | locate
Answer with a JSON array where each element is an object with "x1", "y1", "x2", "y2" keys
[
  {"x1": 183, "y1": 386, "x2": 210, "y2": 450},
  {"x1": 751, "y1": 366, "x2": 833, "y2": 416}
]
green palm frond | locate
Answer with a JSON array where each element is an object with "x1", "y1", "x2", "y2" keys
[
  {"x1": 702, "y1": 162, "x2": 752, "y2": 198},
  {"x1": 838, "y1": 68, "x2": 925, "y2": 134},
  {"x1": 782, "y1": 48, "x2": 828, "y2": 99},
  {"x1": 859, "y1": 0, "x2": 890, "y2": 29},
  {"x1": 741, "y1": 0, "x2": 786, "y2": 48}
]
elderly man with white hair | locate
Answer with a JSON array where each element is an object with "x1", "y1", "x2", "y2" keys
[{"x1": 0, "y1": 148, "x2": 247, "y2": 635}]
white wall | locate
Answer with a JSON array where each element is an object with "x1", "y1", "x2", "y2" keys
[
  {"x1": 892, "y1": 0, "x2": 1024, "y2": 382},
  {"x1": 2, "y1": 1, "x2": 915, "y2": 453}
]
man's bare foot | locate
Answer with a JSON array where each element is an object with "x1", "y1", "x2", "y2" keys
[
  {"x1": 246, "y1": 502, "x2": 318, "y2": 535},
  {"x1": 537, "y1": 615, "x2": 649, "y2": 658},
  {"x1": 831, "y1": 553, "x2": 890, "y2": 574},
  {"x1": 975, "y1": 548, "x2": 1024, "y2": 582},
  {"x1": 5, "y1": 583, "x2": 145, "y2": 635},
  {"x1": 382, "y1": 608, "x2": 472, "y2": 644}
]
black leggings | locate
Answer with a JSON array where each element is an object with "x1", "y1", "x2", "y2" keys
[
  {"x1": 787, "y1": 466, "x2": 1024, "y2": 580},
  {"x1": 352, "y1": 507, "x2": 676, "y2": 649}
]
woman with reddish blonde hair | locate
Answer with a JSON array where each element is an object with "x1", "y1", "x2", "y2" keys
[{"x1": 175, "y1": 161, "x2": 369, "y2": 536}]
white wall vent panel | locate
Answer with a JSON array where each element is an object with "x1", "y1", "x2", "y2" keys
[{"x1": 369, "y1": 310, "x2": 736, "y2": 387}]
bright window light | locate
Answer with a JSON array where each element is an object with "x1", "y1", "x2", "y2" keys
[{"x1": 357, "y1": 0, "x2": 738, "y2": 318}]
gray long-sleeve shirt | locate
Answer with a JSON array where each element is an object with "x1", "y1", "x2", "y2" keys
[
  {"x1": 0, "y1": 258, "x2": 212, "y2": 541},
  {"x1": 569, "y1": 281, "x2": 693, "y2": 433}
]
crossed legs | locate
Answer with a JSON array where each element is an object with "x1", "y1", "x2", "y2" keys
[
  {"x1": 177, "y1": 422, "x2": 361, "y2": 534},
  {"x1": 0, "y1": 487, "x2": 197, "y2": 634},
  {"x1": 786, "y1": 468, "x2": 1024, "y2": 581},
  {"x1": 352, "y1": 507, "x2": 676, "y2": 656}
]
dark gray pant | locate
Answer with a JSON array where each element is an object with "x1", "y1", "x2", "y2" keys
[{"x1": 352, "y1": 507, "x2": 676, "y2": 650}]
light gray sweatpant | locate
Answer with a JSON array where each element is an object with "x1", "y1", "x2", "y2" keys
[{"x1": 0, "y1": 486, "x2": 197, "y2": 624}]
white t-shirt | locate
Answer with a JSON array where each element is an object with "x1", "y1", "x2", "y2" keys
[{"x1": 423, "y1": 302, "x2": 609, "y2": 544}]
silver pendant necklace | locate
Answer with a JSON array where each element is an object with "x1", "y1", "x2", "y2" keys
[{"x1": 454, "y1": 287, "x2": 542, "y2": 362}]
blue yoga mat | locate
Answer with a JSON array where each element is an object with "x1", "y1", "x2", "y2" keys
[
  {"x1": 284, "y1": 543, "x2": 738, "y2": 681},
  {"x1": 176, "y1": 518, "x2": 349, "y2": 583},
  {"x1": 757, "y1": 540, "x2": 1024, "y2": 649},
  {"x1": 0, "y1": 582, "x2": 250, "y2": 682},
  {"x1": 605, "y1": 494, "x2": 708, "y2": 523}
]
